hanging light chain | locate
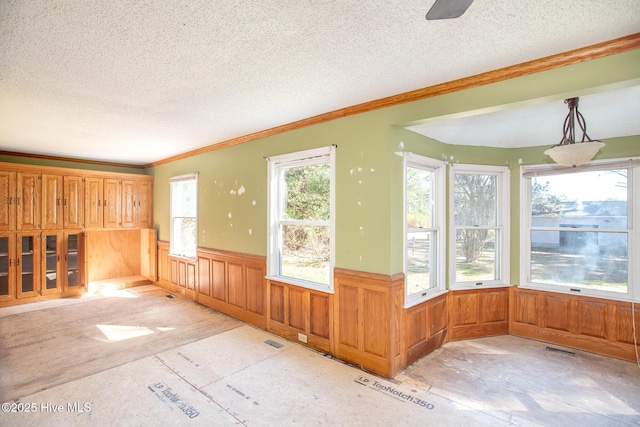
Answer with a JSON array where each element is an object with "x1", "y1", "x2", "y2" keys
[{"x1": 558, "y1": 97, "x2": 595, "y2": 147}]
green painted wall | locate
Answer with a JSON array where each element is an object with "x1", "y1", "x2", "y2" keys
[{"x1": 151, "y1": 48, "x2": 640, "y2": 278}]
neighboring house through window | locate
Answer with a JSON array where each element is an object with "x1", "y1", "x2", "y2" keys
[
  {"x1": 170, "y1": 173, "x2": 198, "y2": 259},
  {"x1": 521, "y1": 158, "x2": 638, "y2": 300},
  {"x1": 267, "y1": 146, "x2": 335, "y2": 292}
]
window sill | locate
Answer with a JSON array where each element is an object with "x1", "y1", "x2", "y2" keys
[
  {"x1": 519, "y1": 282, "x2": 635, "y2": 303},
  {"x1": 169, "y1": 254, "x2": 197, "y2": 262},
  {"x1": 449, "y1": 283, "x2": 512, "y2": 291},
  {"x1": 404, "y1": 289, "x2": 448, "y2": 309},
  {"x1": 265, "y1": 276, "x2": 335, "y2": 294}
]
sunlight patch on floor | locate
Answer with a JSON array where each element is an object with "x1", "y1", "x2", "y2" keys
[
  {"x1": 96, "y1": 324, "x2": 155, "y2": 342},
  {"x1": 86, "y1": 282, "x2": 139, "y2": 298}
]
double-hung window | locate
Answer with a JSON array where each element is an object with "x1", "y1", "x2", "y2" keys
[
  {"x1": 267, "y1": 146, "x2": 335, "y2": 292},
  {"x1": 521, "y1": 159, "x2": 638, "y2": 300},
  {"x1": 404, "y1": 153, "x2": 446, "y2": 307},
  {"x1": 450, "y1": 164, "x2": 510, "y2": 288},
  {"x1": 170, "y1": 173, "x2": 198, "y2": 259}
]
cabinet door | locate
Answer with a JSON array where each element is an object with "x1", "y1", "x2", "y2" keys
[
  {"x1": 0, "y1": 234, "x2": 16, "y2": 302},
  {"x1": 104, "y1": 178, "x2": 121, "y2": 228},
  {"x1": 64, "y1": 176, "x2": 84, "y2": 229},
  {"x1": 63, "y1": 231, "x2": 84, "y2": 293},
  {"x1": 17, "y1": 173, "x2": 41, "y2": 230},
  {"x1": 17, "y1": 233, "x2": 40, "y2": 299},
  {"x1": 121, "y1": 179, "x2": 136, "y2": 228},
  {"x1": 138, "y1": 179, "x2": 153, "y2": 229},
  {"x1": 0, "y1": 172, "x2": 16, "y2": 232},
  {"x1": 41, "y1": 174, "x2": 63, "y2": 230},
  {"x1": 84, "y1": 177, "x2": 103, "y2": 229},
  {"x1": 41, "y1": 232, "x2": 62, "y2": 295}
]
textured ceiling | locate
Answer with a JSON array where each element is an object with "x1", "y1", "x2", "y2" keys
[{"x1": 1, "y1": 1, "x2": 639, "y2": 165}]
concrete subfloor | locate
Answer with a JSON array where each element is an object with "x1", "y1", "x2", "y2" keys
[{"x1": 1, "y1": 285, "x2": 639, "y2": 426}]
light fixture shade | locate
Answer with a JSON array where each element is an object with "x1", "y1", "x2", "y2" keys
[{"x1": 544, "y1": 141, "x2": 605, "y2": 167}]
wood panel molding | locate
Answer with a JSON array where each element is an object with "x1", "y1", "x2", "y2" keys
[
  {"x1": 448, "y1": 287, "x2": 510, "y2": 341},
  {"x1": 510, "y1": 287, "x2": 640, "y2": 361},
  {"x1": 334, "y1": 268, "x2": 405, "y2": 377},
  {"x1": 404, "y1": 294, "x2": 448, "y2": 366},
  {"x1": 195, "y1": 246, "x2": 267, "y2": 329},
  {"x1": 266, "y1": 279, "x2": 333, "y2": 354}
]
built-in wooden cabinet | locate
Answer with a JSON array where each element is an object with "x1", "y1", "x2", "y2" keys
[
  {"x1": 137, "y1": 179, "x2": 153, "y2": 229},
  {"x1": 0, "y1": 171, "x2": 16, "y2": 231},
  {"x1": 121, "y1": 179, "x2": 136, "y2": 228},
  {"x1": 64, "y1": 176, "x2": 83, "y2": 229},
  {"x1": 16, "y1": 232, "x2": 39, "y2": 299},
  {"x1": 0, "y1": 233, "x2": 16, "y2": 302},
  {"x1": 41, "y1": 231, "x2": 62, "y2": 295},
  {"x1": 41, "y1": 174, "x2": 63, "y2": 230},
  {"x1": 0, "y1": 162, "x2": 153, "y2": 307},
  {"x1": 122, "y1": 179, "x2": 153, "y2": 228},
  {"x1": 17, "y1": 172, "x2": 40, "y2": 230},
  {"x1": 63, "y1": 231, "x2": 83, "y2": 294},
  {"x1": 84, "y1": 176, "x2": 104, "y2": 229}
]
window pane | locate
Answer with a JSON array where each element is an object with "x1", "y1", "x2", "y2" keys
[
  {"x1": 407, "y1": 167, "x2": 432, "y2": 228},
  {"x1": 170, "y1": 176, "x2": 197, "y2": 259},
  {"x1": 172, "y1": 217, "x2": 197, "y2": 258},
  {"x1": 454, "y1": 174, "x2": 497, "y2": 226},
  {"x1": 406, "y1": 230, "x2": 435, "y2": 295},
  {"x1": 531, "y1": 230, "x2": 627, "y2": 293},
  {"x1": 172, "y1": 180, "x2": 197, "y2": 217},
  {"x1": 283, "y1": 163, "x2": 330, "y2": 221},
  {"x1": 532, "y1": 170, "x2": 627, "y2": 228},
  {"x1": 280, "y1": 224, "x2": 330, "y2": 285},
  {"x1": 456, "y1": 229, "x2": 497, "y2": 282}
]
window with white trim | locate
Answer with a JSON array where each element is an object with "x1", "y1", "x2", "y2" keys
[
  {"x1": 450, "y1": 164, "x2": 510, "y2": 288},
  {"x1": 170, "y1": 173, "x2": 198, "y2": 259},
  {"x1": 267, "y1": 146, "x2": 335, "y2": 292},
  {"x1": 404, "y1": 153, "x2": 446, "y2": 306},
  {"x1": 521, "y1": 159, "x2": 639, "y2": 300}
]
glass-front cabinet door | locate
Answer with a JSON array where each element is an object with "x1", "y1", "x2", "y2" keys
[
  {"x1": 17, "y1": 233, "x2": 39, "y2": 299},
  {"x1": 0, "y1": 234, "x2": 16, "y2": 302},
  {"x1": 42, "y1": 232, "x2": 62, "y2": 295},
  {"x1": 63, "y1": 232, "x2": 83, "y2": 294}
]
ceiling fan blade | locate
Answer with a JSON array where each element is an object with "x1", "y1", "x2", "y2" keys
[{"x1": 426, "y1": 0, "x2": 474, "y2": 20}]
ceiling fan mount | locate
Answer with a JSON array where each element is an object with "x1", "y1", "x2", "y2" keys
[{"x1": 426, "y1": 0, "x2": 474, "y2": 20}]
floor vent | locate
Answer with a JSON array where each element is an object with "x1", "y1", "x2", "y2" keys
[
  {"x1": 166, "y1": 295, "x2": 174, "y2": 299},
  {"x1": 545, "y1": 346, "x2": 575, "y2": 356},
  {"x1": 263, "y1": 339, "x2": 284, "y2": 349}
]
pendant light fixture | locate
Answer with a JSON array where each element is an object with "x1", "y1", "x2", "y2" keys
[{"x1": 544, "y1": 97, "x2": 605, "y2": 167}]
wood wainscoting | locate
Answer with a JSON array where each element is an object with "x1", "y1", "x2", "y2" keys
[
  {"x1": 510, "y1": 287, "x2": 640, "y2": 361},
  {"x1": 334, "y1": 268, "x2": 406, "y2": 377},
  {"x1": 404, "y1": 293, "x2": 448, "y2": 366},
  {"x1": 267, "y1": 279, "x2": 333, "y2": 354},
  {"x1": 157, "y1": 240, "x2": 197, "y2": 301},
  {"x1": 196, "y1": 246, "x2": 267, "y2": 329},
  {"x1": 152, "y1": 244, "x2": 640, "y2": 375},
  {"x1": 448, "y1": 287, "x2": 510, "y2": 341}
]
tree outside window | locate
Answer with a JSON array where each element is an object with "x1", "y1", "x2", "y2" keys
[
  {"x1": 451, "y1": 165, "x2": 509, "y2": 287},
  {"x1": 267, "y1": 146, "x2": 335, "y2": 291}
]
